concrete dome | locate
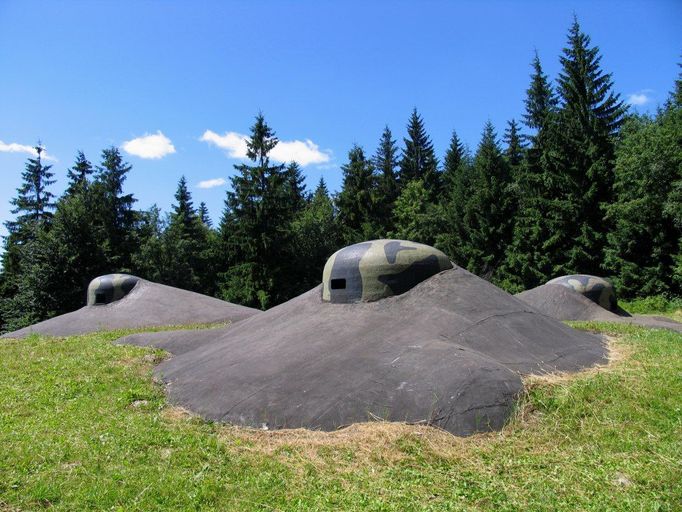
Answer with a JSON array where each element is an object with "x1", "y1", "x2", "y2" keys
[
  {"x1": 86, "y1": 274, "x2": 140, "y2": 306},
  {"x1": 546, "y1": 274, "x2": 617, "y2": 311},
  {"x1": 322, "y1": 239, "x2": 453, "y2": 303}
]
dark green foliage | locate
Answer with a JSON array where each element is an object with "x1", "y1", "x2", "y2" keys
[
  {"x1": 336, "y1": 144, "x2": 378, "y2": 242},
  {"x1": 524, "y1": 51, "x2": 558, "y2": 132},
  {"x1": 555, "y1": 17, "x2": 627, "y2": 275},
  {"x1": 503, "y1": 54, "x2": 568, "y2": 290},
  {"x1": 198, "y1": 201, "x2": 212, "y2": 227},
  {"x1": 0, "y1": 146, "x2": 58, "y2": 331},
  {"x1": 437, "y1": 131, "x2": 474, "y2": 266},
  {"x1": 458, "y1": 123, "x2": 515, "y2": 280},
  {"x1": 6, "y1": 145, "x2": 55, "y2": 238},
  {"x1": 289, "y1": 178, "x2": 342, "y2": 293},
  {"x1": 151, "y1": 176, "x2": 215, "y2": 294},
  {"x1": 503, "y1": 119, "x2": 525, "y2": 168},
  {"x1": 604, "y1": 103, "x2": 682, "y2": 296},
  {"x1": 372, "y1": 126, "x2": 399, "y2": 234},
  {"x1": 390, "y1": 180, "x2": 444, "y2": 246},
  {"x1": 94, "y1": 147, "x2": 138, "y2": 272},
  {"x1": 217, "y1": 113, "x2": 294, "y2": 309},
  {"x1": 399, "y1": 109, "x2": 440, "y2": 197},
  {"x1": 284, "y1": 162, "x2": 307, "y2": 214},
  {"x1": 65, "y1": 151, "x2": 94, "y2": 195},
  {"x1": 131, "y1": 205, "x2": 166, "y2": 284},
  {"x1": 441, "y1": 130, "x2": 466, "y2": 194}
]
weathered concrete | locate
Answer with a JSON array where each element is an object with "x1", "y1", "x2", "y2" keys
[
  {"x1": 124, "y1": 265, "x2": 606, "y2": 436},
  {"x1": 516, "y1": 283, "x2": 682, "y2": 332},
  {"x1": 2, "y1": 279, "x2": 258, "y2": 338}
]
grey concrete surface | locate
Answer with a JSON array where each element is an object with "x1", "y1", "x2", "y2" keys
[
  {"x1": 123, "y1": 266, "x2": 606, "y2": 436},
  {"x1": 516, "y1": 283, "x2": 682, "y2": 332},
  {"x1": 2, "y1": 279, "x2": 258, "y2": 338}
]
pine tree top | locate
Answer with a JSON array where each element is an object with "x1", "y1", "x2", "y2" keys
[
  {"x1": 198, "y1": 201, "x2": 212, "y2": 227},
  {"x1": 444, "y1": 130, "x2": 465, "y2": 174},
  {"x1": 246, "y1": 113, "x2": 279, "y2": 167},
  {"x1": 314, "y1": 177, "x2": 329, "y2": 198},
  {"x1": 503, "y1": 119, "x2": 525, "y2": 166},
  {"x1": 373, "y1": 125, "x2": 398, "y2": 177},
  {"x1": 8, "y1": 145, "x2": 56, "y2": 233},
  {"x1": 66, "y1": 151, "x2": 93, "y2": 195},
  {"x1": 558, "y1": 17, "x2": 626, "y2": 135},
  {"x1": 399, "y1": 109, "x2": 440, "y2": 195},
  {"x1": 524, "y1": 51, "x2": 558, "y2": 131}
]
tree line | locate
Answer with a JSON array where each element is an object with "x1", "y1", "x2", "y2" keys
[{"x1": 1, "y1": 18, "x2": 680, "y2": 333}]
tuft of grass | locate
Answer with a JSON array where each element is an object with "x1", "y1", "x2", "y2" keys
[
  {"x1": 0, "y1": 323, "x2": 680, "y2": 510},
  {"x1": 619, "y1": 295, "x2": 682, "y2": 321}
]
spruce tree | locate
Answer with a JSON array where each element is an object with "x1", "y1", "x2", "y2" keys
[
  {"x1": 218, "y1": 113, "x2": 292, "y2": 308},
  {"x1": 556, "y1": 17, "x2": 627, "y2": 274},
  {"x1": 6, "y1": 145, "x2": 56, "y2": 238},
  {"x1": 503, "y1": 119, "x2": 525, "y2": 168},
  {"x1": 336, "y1": 144, "x2": 378, "y2": 242},
  {"x1": 284, "y1": 161, "x2": 307, "y2": 214},
  {"x1": 438, "y1": 130, "x2": 473, "y2": 266},
  {"x1": 441, "y1": 130, "x2": 466, "y2": 193},
  {"x1": 372, "y1": 126, "x2": 399, "y2": 234},
  {"x1": 504, "y1": 53, "x2": 568, "y2": 290},
  {"x1": 171, "y1": 176, "x2": 197, "y2": 233},
  {"x1": 159, "y1": 176, "x2": 214, "y2": 293},
  {"x1": 198, "y1": 201, "x2": 212, "y2": 227},
  {"x1": 0, "y1": 146, "x2": 57, "y2": 330},
  {"x1": 524, "y1": 51, "x2": 558, "y2": 133},
  {"x1": 399, "y1": 109, "x2": 440, "y2": 197},
  {"x1": 93, "y1": 147, "x2": 138, "y2": 271},
  {"x1": 459, "y1": 122, "x2": 514, "y2": 281},
  {"x1": 65, "y1": 151, "x2": 94, "y2": 195}
]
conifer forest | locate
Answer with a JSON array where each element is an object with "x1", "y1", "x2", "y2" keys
[{"x1": 2, "y1": 19, "x2": 681, "y2": 333}]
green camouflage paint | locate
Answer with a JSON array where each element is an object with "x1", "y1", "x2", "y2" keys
[
  {"x1": 322, "y1": 240, "x2": 453, "y2": 303},
  {"x1": 547, "y1": 274, "x2": 617, "y2": 311},
  {"x1": 86, "y1": 274, "x2": 140, "y2": 306}
]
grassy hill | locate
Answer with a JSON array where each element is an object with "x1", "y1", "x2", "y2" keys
[{"x1": 1, "y1": 321, "x2": 680, "y2": 511}]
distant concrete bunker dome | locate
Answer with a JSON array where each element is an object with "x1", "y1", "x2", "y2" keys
[
  {"x1": 547, "y1": 274, "x2": 617, "y2": 311},
  {"x1": 322, "y1": 239, "x2": 453, "y2": 303},
  {"x1": 87, "y1": 274, "x2": 140, "y2": 306}
]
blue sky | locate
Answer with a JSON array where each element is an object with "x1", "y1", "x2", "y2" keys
[{"x1": 1, "y1": 0, "x2": 680, "y2": 234}]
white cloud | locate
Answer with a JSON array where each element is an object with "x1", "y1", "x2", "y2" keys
[
  {"x1": 197, "y1": 177, "x2": 227, "y2": 189},
  {"x1": 0, "y1": 140, "x2": 57, "y2": 161},
  {"x1": 271, "y1": 139, "x2": 331, "y2": 166},
  {"x1": 627, "y1": 91, "x2": 652, "y2": 106},
  {"x1": 200, "y1": 130, "x2": 248, "y2": 158},
  {"x1": 201, "y1": 129, "x2": 331, "y2": 166},
  {"x1": 122, "y1": 131, "x2": 176, "y2": 159}
]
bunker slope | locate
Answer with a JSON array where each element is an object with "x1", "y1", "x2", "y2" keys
[
  {"x1": 2, "y1": 279, "x2": 258, "y2": 338},
  {"x1": 126, "y1": 266, "x2": 606, "y2": 436},
  {"x1": 516, "y1": 284, "x2": 682, "y2": 332}
]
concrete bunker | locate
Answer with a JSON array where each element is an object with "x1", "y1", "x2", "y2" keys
[
  {"x1": 546, "y1": 274, "x2": 618, "y2": 311},
  {"x1": 322, "y1": 239, "x2": 453, "y2": 303},
  {"x1": 87, "y1": 274, "x2": 140, "y2": 306}
]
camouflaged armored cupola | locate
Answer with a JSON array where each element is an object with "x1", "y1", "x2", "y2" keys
[
  {"x1": 547, "y1": 274, "x2": 618, "y2": 311},
  {"x1": 87, "y1": 274, "x2": 140, "y2": 306},
  {"x1": 322, "y1": 240, "x2": 453, "y2": 303}
]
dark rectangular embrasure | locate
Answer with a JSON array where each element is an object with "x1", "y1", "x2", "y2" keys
[{"x1": 330, "y1": 278, "x2": 346, "y2": 290}]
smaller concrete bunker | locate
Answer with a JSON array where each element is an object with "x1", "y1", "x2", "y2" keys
[
  {"x1": 87, "y1": 274, "x2": 140, "y2": 306},
  {"x1": 322, "y1": 239, "x2": 453, "y2": 303},
  {"x1": 547, "y1": 274, "x2": 617, "y2": 311}
]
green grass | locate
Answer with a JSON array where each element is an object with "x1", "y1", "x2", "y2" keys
[
  {"x1": 1, "y1": 323, "x2": 680, "y2": 511},
  {"x1": 620, "y1": 295, "x2": 682, "y2": 321}
]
